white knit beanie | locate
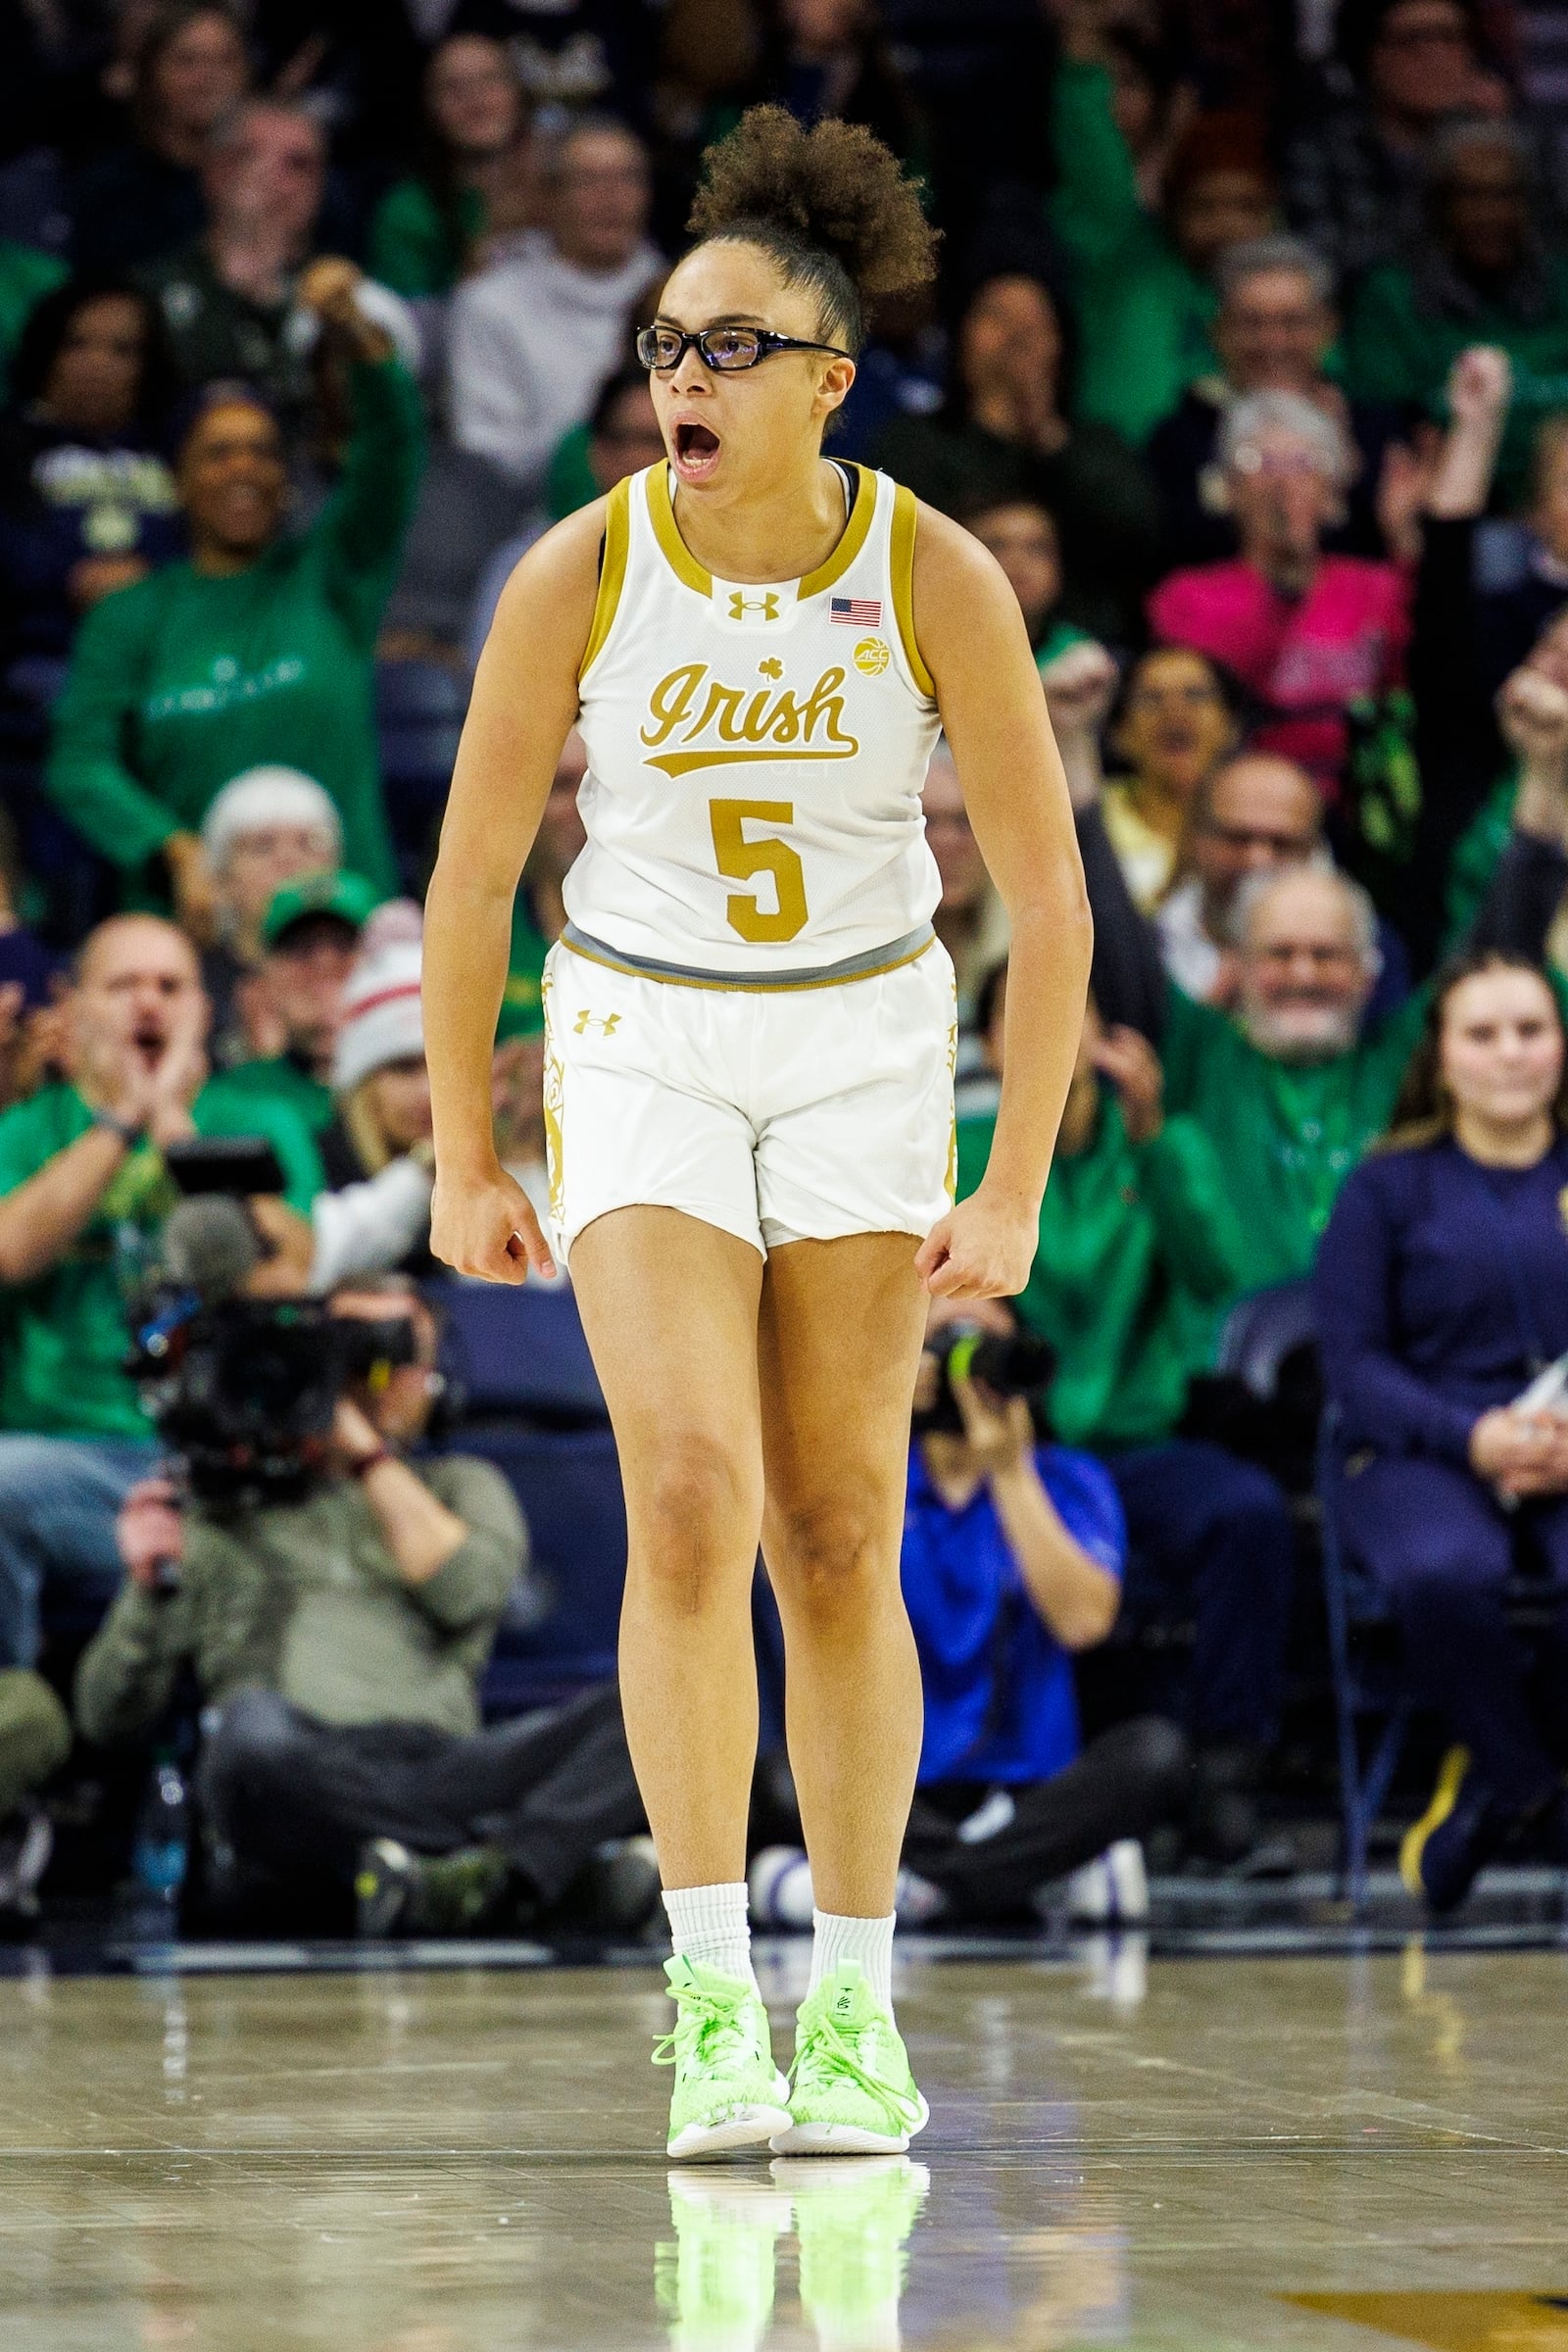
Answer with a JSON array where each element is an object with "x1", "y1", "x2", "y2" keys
[
  {"x1": 332, "y1": 939, "x2": 424, "y2": 1096},
  {"x1": 201, "y1": 767, "x2": 343, "y2": 871}
]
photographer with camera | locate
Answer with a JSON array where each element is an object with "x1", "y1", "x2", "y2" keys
[
  {"x1": 755, "y1": 1298, "x2": 1189, "y2": 1930},
  {"x1": 75, "y1": 1277, "x2": 649, "y2": 1936},
  {"x1": 0, "y1": 914, "x2": 318, "y2": 1670}
]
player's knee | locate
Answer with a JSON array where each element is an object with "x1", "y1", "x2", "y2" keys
[
  {"x1": 634, "y1": 1435, "x2": 758, "y2": 1613},
  {"x1": 769, "y1": 1493, "x2": 886, "y2": 1618}
]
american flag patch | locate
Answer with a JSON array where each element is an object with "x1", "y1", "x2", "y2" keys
[{"x1": 830, "y1": 596, "x2": 882, "y2": 626}]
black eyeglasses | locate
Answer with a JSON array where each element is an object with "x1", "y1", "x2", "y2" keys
[{"x1": 636, "y1": 323, "x2": 853, "y2": 373}]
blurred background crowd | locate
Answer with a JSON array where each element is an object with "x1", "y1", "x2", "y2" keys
[{"x1": 2, "y1": 0, "x2": 1568, "y2": 1942}]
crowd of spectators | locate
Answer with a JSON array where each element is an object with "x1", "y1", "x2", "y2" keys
[{"x1": 3, "y1": 0, "x2": 1568, "y2": 1932}]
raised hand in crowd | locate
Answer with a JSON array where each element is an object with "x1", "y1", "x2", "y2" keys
[
  {"x1": 1373, "y1": 424, "x2": 1442, "y2": 564},
  {"x1": 1499, "y1": 664, "x2": 1568, "y2": 842},
  {"x1": 1092, "y1": 1021, "x2": 1164, "y2": 1145},
  {"x1": 1425, "y1": 345, "x2": 1513, "y2": 521},
  {"x1": 1039, "y1": 638, "x2": 1118, "y2": 809},
  {"x1": 297, "y1": 256, "x2": 396, "y2": 364},
  {"x1": 165, "y1": 832, "x2": 223, "y2": 950}
]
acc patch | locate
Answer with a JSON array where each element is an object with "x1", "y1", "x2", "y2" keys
[{"x1": 854, "y1": 637, "x2": 890, "y2": 675}]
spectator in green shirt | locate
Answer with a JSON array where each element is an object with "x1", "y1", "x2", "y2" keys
[
  {"x1": 1344, "y1": 120, "x2": 1568, "y2": 502},
  {"x1": 0, "y1": 913, "x2": 319, "y2": 1667},
  {"x1": 213, "y1": 867, "x2": 381, "y2": 1134},
  {"x1": 46, "y1": 266, "x2": 421, "y2": 923},
  {"x1": 1071, "y1": 678, "x2": 1568, "y2": 1314},
  {"x1": 1048, "y1": 24, "x2": 1278, "y2": 446},
  {"x1": 368, "y1": 34, "x2": 535, "y2": 301},
  {"x1": 957, "y1": 962, "x2": 1297, "y2": 1859}
]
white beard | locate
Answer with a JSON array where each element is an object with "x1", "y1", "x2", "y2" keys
[{"x1": 1240, "y1": 998, "x2": 1360, "y2": 1061}]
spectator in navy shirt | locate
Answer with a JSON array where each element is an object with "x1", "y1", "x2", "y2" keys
[
  {"x1": 1317, "y1": 948, "x2": 1568, "y2": 1915},
  {"x1": 0, "y1": 280, "x2": 181, "y2": 746},
  {"x1": 889, "y1": 1298, "x2": 1189, "y2": 1925}
]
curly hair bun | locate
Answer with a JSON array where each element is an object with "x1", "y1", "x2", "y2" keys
[{"x1": 687, "y1": 105, "x2": 938, "y2": 342}]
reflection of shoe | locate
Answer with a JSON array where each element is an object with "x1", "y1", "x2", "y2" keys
[
  {"x1": 773, "y1": 2153, "x2": 929, "y2": 2347},
  {"x1": 1401, "y1": 1747, "x2": 1504, "y2": 1913},
  {"x1": 657, "y1": 2171, "x2": 794, "y2": 2352},
  {"x1": 772, "y1": 1963, "x2": 928, "y2": 2156},
  {"x1": 656, "y1": 1956, "x2": 792, "y2": 2161},
  {"x1": 1063, "y1": 1839, "x2": 1149, "y2": 1926},
  {"x1": 354, "y1": 1838, "x2": 511, "y2": 1937},
  {"x1": 0, "y1": 1806, "x2": 52, "y2": 1931}
]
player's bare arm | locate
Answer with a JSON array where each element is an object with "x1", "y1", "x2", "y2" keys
[
  {"x1": 910, "y1": 504, "x2": 1093, "y2": 1302},
  {"x1": 422, "y1": 498, "x2": 606, "y2": 1285}
]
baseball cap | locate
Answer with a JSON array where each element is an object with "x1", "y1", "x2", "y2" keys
[{"x1": 262, "y1": 869, "x2": 382, "y2": 950}]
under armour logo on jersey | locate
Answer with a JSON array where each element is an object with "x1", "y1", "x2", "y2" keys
[
  {"x1": 573, "y1": 1009, "x2": 622, "y2": 1036},
  {"x1": 729, "y1": 591, "x2": 780, "y2": 622}
]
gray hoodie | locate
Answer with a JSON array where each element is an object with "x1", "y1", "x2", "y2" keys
[{"x1": 448, "y1": 232, "x2": 662, "y2": 496}]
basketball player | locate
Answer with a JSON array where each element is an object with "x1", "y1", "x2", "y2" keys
[{"x1": 423, "y1": 108, "x2": 1092, "y2": 2158}]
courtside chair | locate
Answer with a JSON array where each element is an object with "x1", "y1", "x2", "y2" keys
[
  {"x1": 1317, "y1": 1405, "x2": 1412, "y2": 1915},
  {"x1": 431, "y1": 1280, "x2": 625, "y2": 1713}
]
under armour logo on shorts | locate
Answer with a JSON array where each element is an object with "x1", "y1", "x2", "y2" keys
[{"x1": 573, "y1": 1009, "x2": 622, "y2": 1036}]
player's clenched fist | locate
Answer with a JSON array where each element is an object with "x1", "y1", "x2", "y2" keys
[
  {"x1": 430, "y1": 1166, "x2": 557, "y2": 1284},
  {"x1": 913, "y1": 1190, "x2": 1039, "y2": 1300}
]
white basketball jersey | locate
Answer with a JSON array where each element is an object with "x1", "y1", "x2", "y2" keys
[{"x1": 564, "y1": 461, "x2": 943, "y2": 981}]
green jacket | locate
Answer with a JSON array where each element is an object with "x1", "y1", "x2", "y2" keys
[
  {"x1": 74, "y1": 1457, "x2": 527, "y2": 1743},
  {"x1": 1344, "y1": 257, "x2": 1568, "y2": 501},
  {"x1": 1048, "y1": 59, "x2": 1216, "y2": 444},
  {"x1": 206, "y1": 1053, "x2": 336, "y2": 1137},
  {"x1": 956, "y1": 1096, "x2": 1248, "y2": 1448},
  {"x1": 47, "y1": 357, "x2": 423, "y2": 897},
  {"x1": 0, "y1": 1081, "x2": 322, "y2": 1441},
  {"x1": 368, "y1": 178, "x2": 485, "y2": 298},
  {"x1": 1160, "y1": 988, "x2": 1428, "y2": 1303}
]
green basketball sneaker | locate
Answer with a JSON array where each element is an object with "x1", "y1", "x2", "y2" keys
[
  {"x1": 655, "y1": 1955, "x2": 792, "y2": 2161},
  {"x1": 773, "y1": 2153, "x2": 930, "y2": 2339},
  {"x1": 771, "y1": 1962, "x2": 929, "y2": 2155}
]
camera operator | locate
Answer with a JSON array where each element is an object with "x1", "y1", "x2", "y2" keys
[
  {"x1": 0, "y1": 914, "x2": 318, "y2": 1669},
  {"x1": 74, "y1": 1278, "x2": 649, "y2": 1936},
  {"x1": 894, "y1": 1298, "x2": 1191, "y2": 1924}
]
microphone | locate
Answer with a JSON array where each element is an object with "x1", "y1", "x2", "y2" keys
[{"x1": 160, "y1": 1194, "x2": 263, "y2": 1301}]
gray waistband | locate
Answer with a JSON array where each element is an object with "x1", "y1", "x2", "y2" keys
[{"x1": 558, "y1": 920, "x2": 936, "y2": 991}]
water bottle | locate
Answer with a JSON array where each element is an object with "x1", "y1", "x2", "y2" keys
[{"x1": 131, "y1": 1755, "x2": 189, "y2": 1905}]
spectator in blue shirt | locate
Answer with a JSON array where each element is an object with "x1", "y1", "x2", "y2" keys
[{"x1": 892, "y1": 1298, "x2": 1189, "y2": 1925}]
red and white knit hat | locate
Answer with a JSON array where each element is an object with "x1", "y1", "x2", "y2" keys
[{"x1": 331, "y1": 938, "x2": 424, "y2": 1095}]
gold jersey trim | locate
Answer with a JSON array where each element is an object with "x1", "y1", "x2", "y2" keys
[
  {"x1": 559, "y1": 919, "x2": 935, "y2": 993},
  {"x1": 577, "y1": 475, "x2": 631, "y2": 683},
  {"x1": 642, "y1": 461, "x2": 878, "y2": 606},
  {"x1": 890, "y1": 483, "x2": 936, "y2": 700},
  {"x1": 645, "y1": 462, "x2": 710, "y2": 595},
  {"x1": 799, "y1": 462, "x2": 876, "y2": 597}
]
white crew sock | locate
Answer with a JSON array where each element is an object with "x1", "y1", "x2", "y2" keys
[
  {"x1": 808, "y1": 1909, "x2": 896, "y2": 2009},
  {"x1": 663, "y1": 1882, "x2": 757, "y2": 1988}
]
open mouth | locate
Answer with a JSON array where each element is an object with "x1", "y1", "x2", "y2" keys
[
  {"x1": 671, "y1": 418, "x2": 721, "y2": 479},
  {"x1": 132, "y1": 1021, "x2": 165, "y2": 1067}
]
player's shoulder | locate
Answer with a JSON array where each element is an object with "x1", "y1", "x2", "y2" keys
[
  {"x1": 901, "y1": 490, "x2": 1021, "y2": 622},
  {"x1": 487, "y1": 493, "x2": 615, "y2": 655}
]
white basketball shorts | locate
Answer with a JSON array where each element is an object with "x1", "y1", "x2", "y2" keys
[{"x1": 540, "y1": 937, "x2": 958, "y2": 1264}]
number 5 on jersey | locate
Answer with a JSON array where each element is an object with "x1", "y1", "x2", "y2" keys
[{"x1": 709, "y1": 798, "x2": 808, "y2": 944}]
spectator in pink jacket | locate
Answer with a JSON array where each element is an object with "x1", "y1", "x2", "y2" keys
[{"x1": 1148, "y1": 391, "x2": 1410, "y2": 796}]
